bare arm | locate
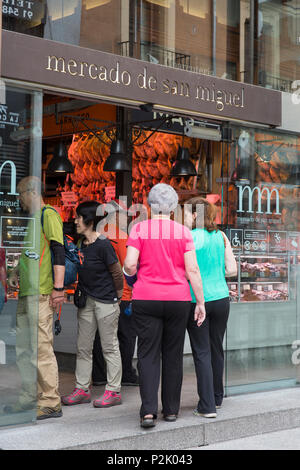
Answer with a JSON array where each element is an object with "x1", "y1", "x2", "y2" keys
[
  {"x1": 184, "y1": 250, "x2": 206, "y2": 326},
  {"x1": 50, "y1": 265, "x2": 65, "y2": 311},
  {"x1": 124, "y1": 246, "x2": 139, "y2": 276}
]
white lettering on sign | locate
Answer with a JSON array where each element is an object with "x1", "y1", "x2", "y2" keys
[
  {"x1": 237, "y1": 184, "x2": 281, "y2": 215},
  {"x1": 2, "y1": 0, "x2": 34, "y2": 20},
  {"x1": 0, "y1": 160, "x2": 19, "y2": 196},
  {"x1": 0, "y1": 105, "x2": 20, "y2": 127}
]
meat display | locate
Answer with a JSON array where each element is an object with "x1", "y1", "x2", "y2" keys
[
  {"x1": 131, "y1": 131, "x2": 199, "y2": 204},
  {"x1": 229, "y1": 255, "x2": 289, "y2": 303},
  {"x1": 51, "y1": 129, "x2": 203, "y2": 220}
]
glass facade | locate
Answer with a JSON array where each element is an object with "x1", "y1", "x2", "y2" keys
[
  {"x1": 1, "y1": 1, "x2": 300, "y2": 430},
  {"x1": 222, "y1": 127, "x2": 300, "y2": 394},
  {"x1": 0, "y1": 85, "x2": 42, "y2": 426},
  {"x1": 2, "y1": 0, "x2": 300, "y2": 92}
]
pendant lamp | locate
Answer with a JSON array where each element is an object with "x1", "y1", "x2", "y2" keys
[
  {"x1": 103, "y1": 139, "x2": 130, "y2": 172},
  {"x1": 48, "y1": 142, "x2": 74, "y2": 173},
  {"x1": 170, "y1": 146, "x2": 197, "y2": 176}
]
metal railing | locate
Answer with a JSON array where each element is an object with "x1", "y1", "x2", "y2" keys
[
  {"x1": 259, "y1": 71, "x2": 294, "y2": 93},
  {"x1": 119, "y1": 41, "x2": 191, "y2": 69}
]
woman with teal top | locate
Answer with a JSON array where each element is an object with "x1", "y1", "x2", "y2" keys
[{"x1": 185, "y1": 197, "x2": 236, "y2": 418}]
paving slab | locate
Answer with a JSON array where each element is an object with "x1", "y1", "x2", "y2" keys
[{"x1": 0, "y1": 373, "x2": 300, "y2": 450}]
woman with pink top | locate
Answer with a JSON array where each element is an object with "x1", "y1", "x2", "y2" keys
[{"x1": 124, "y1": 184, "x2": 205, "y2": 428}]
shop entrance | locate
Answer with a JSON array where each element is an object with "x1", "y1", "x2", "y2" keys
[{"x1": 1, "y1": 84, "x2": 300, "y2": 428}]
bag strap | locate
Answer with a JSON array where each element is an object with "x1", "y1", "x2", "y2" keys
[
  {"x1": 40, "y1": 206, "x2": 58, "y2": 267},
  {"x1": 220, "y1": 231, "x2": 227, "y2": 248}
]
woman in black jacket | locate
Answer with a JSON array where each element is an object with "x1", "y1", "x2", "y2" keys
[{"x1": 61, "y1": 201, "x2": 124, "y2": 409}]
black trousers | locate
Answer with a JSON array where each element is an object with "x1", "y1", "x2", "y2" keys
[
  {"x1": 187, "y1": 297, "x2": 230, "y2": 413},
  {"x1": 132, "y1": 300, "x2": 190, "y2": 419},
  {"x1": 92, "y1": 300, "x2": 138, "y2": 383}
]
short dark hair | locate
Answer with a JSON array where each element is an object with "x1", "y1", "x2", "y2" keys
[{"x1": 76, "y1": 201, "x2": 103, "y2": 231}]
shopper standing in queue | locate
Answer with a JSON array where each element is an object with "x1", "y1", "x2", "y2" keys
[
  {"x1": 184, "y1": 197, "x2": 237, "y2": 418},
  {"x1": 7, "y1": 176, "x2": 65, "y2": 420},
  {"x1": 92, "y1": 199, "x2": 138, "y2": 387},
  {"x1": 124, "y1": 183, "x2": 206, "y2": 428},
  {"x1": 61, "y1": 201, "x2": 124, "y2": 408}
]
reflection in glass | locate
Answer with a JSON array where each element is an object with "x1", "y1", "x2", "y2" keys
[
  {"x1": 2, "y1": 1, "x2": 299, "y2": 91},
  {"x1": 0, "y1": 86, "x2": 42, "y2": 426},
  {"x1": 223, "y1": 126, "x2": 300, "y2": 395}
]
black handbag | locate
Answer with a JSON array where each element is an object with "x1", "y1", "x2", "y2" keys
[{"x1": 74, "y1": 285, "x2": 87, "y2": 309}]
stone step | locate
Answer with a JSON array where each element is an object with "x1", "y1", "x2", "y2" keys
[{"x1": 1, "y1": 384, "x2": 299, "y2": 450}]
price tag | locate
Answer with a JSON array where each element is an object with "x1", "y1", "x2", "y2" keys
[
  {"x1": 61, "y1": 191, "x2": 78, "y2": 207},
  {"x1": 105, "y1": 186, "x2": 116, "y2": 202}
]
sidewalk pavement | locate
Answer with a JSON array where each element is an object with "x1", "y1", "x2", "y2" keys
[
  {"x1": 0, "y1": 371, "x2": 300, "y2": 450},
  {"x1": 190, "y1": 427, "x2": 300, "y2": 450}
]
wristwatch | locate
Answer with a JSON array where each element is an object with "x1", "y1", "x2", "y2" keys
[{"x1": 53, "y1": 286, "x2": 64, "y2": 292}]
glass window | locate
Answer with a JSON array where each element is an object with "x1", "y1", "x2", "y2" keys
[
  {"x1": 2, "y1": 1, "x2": 299, "y2": 91},
  {"x1": 222, "y1": 126, "x2": 300, "y2": 394},
  {"x1": 0, "y1": 85, "x2": 42, "y2": 426}
]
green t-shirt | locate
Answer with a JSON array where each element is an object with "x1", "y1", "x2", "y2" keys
[
  {"x1": 19, "y1": 205, "x2": 63, "y2": 297},
  {"x1": 190, "y1": 228, "x2": 229, "y2": 303}
]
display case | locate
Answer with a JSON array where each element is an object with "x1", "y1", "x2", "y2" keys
[{"x1": 228, "y1": 254, "x2": 289, "y2": 302}]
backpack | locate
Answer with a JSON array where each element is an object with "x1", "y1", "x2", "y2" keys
[{"x1": 41, "y1": 206, "x2": 80, "y2": 287}]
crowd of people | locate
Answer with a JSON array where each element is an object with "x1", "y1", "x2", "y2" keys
[{"x1": 6, "y1": 177, "x2": 237, "y2": 428}]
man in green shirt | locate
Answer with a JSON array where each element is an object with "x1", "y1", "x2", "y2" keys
[{"x1": 8, "y1": 176, "x2": 65, "y2": 420}]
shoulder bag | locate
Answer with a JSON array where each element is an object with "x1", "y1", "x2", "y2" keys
[{"x1": 220, "y1": 231, "x2": 238, "y2": 277}]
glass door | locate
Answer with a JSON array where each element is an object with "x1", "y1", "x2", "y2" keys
[
  {"x1": 223, "y1": 125, "x2": 300, "y2": 395},
  {"x1": 0, "y1": 84, "x2": 42, "y2": 426}
]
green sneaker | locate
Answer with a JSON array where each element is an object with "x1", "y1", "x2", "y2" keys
[{"x1": 37, "y1": 404, "x2": 63, "y2": 420}]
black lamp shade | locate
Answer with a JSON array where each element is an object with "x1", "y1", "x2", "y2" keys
[
  {"x1": 287, "y1": 163, "x2": 300, "y2": 186},
  {"x1": 170, "y1": 146, "x2": 197, "y2": 176},
  {"x1": 48, "y1": 142, "x2": 74, "y2": 173},
  {"x1": 103, "y1": 139, "x2": 130, "y2": 172}
]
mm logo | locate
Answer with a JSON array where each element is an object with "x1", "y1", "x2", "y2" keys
[
  {"x1": 237, "y1": 185, "x2": 281, "y2": 215},
  {"x1": 0, "y1": 160, "x2": 19, "y2": 196}
]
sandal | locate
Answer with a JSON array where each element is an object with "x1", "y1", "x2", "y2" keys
[
  {"x1": 140, "y1": 415, "x2": 156, "y2": 428},
  {"x1": 163, "y1": 415, "x2": 177, "y2": 422}
]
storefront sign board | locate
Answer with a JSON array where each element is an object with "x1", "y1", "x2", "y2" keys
[{"x1": 2, "y1": 31, "x2": 282, "y2": 127}]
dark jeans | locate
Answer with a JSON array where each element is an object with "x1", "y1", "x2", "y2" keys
[
  {"x1": 132, "y1": 299, "x2": 190, "y2": 419},
  {"x1": 187, "y1": 297, "x2": 230, "y2": 413},
  {"x1": 92, "y1": 300, "x2": 138, "y2": 383}
]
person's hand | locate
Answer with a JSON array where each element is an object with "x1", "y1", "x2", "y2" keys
[
  {"x1": 194, "y1": 302, "x2": 206, "y2": 327},
  {"x1": 50, "y1": 289, "x2": 65, "y2": 312}
]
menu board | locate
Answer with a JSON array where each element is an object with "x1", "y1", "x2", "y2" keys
[{"x1": 0, "y1": 216, "x2": 35, "y2": 249}]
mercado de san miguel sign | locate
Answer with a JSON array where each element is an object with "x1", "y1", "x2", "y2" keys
[{"x1": 2, "y1": 30, "x2": 282, "y2": 126}]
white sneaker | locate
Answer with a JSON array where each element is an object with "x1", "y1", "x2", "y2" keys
[{"x1": 193, "y1": 409, "x2": 217, "y2": 418}]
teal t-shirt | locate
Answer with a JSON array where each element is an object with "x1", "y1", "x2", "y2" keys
[{"x1": 190, "y1": 229, "x2": 229, "y2": 303}]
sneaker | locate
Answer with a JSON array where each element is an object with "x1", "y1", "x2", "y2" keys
[
  {"x1": 216, "y1": 405, "x2": 222, "y2": 409},
  {"x1": 193, "y1": 409, "x2": 217, "y2": 418},
  {"x1": 93, "y1": 390, "x2": 122, "y2": 408},
  {"x1": 61, "y1": 388, "x2": 91, "y2": 406},
  {"x1": 37, "y1": 404, "x2": 63, "y2": 420}
]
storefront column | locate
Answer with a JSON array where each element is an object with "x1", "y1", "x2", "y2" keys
[
  {"x1": 0, "y1": 0, "x2": 4, "y2": 104},
  {"x1": 115, "y1": 106, "x2": 132, "y2": 207}
]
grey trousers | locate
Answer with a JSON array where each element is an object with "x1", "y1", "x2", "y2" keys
[{"x1": 76, "y1": 296, "x2": 122, "y2": 392}]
